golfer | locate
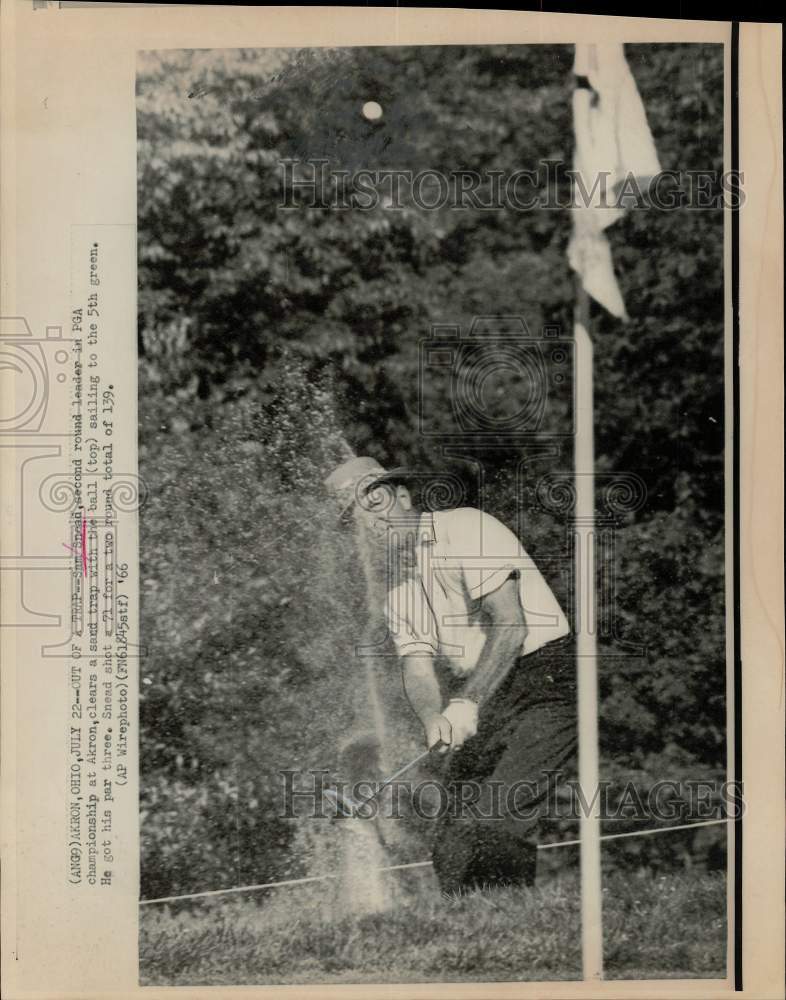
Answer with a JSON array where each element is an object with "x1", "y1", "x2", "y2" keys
[{"x1": 325, "y1": 456, "x2": 576, "y2": 893}]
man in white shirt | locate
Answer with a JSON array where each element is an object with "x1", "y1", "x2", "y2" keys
[{"x1": 325, "y1": 456, "x2": 576, "y2": 893}]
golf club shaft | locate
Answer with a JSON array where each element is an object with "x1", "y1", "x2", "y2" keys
[
  {"x1": 378, "y1": 748, "x2": 430, "y2": 789},
  {"x1": 362, "y1": 741, "x2": 446, "y2": 805},
  {"x1": 323, "y1": 742, "x2": 449, "y2": 817}
]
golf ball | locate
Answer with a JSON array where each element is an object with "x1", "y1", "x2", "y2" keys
[{"x1": 362, "y1": 101, "x2": 383, "y2": 122}]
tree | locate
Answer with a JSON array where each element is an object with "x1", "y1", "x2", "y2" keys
[{"x1": 137, "y1": 43, "x2": 727, "y2": 892}]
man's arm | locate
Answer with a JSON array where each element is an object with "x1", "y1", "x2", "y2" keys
[
  {"x1": 402, "y1": 574, "x2": 527, "y2": 752},
  {"x1": 401, "y1": 654, "x2": 453, "y2": 752},
  {"x1": 461, "y1": 573, "x2": 528, "y2": 706}
]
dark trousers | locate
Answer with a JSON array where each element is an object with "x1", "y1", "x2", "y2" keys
[{"x1": 431, "y1": 645, "x2": 577, "y2": 894}]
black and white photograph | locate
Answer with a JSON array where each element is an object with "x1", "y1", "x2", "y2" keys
[
  {"x1": 135, "y1": 40, "x2": 733, "y2": 987},
  {"x1": 3, "y1": 6, "x2": 784, "y2": 998}
]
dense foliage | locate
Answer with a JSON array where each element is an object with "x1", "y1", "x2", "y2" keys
[{"x1": 138, "y1": 44, "x2": 726, "y2": 898}]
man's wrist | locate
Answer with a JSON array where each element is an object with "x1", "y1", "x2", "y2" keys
[
  {"x1": 458, "y1": 680, "x2": 484, "y2": 704},
  {"x1": 447, "y1": 697, "x2": 479, "y2": 719}
]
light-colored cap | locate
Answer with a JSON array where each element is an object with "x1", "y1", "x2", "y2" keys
[{"x1": 323, "y1": 456, "x2": 389, "y2": 520}]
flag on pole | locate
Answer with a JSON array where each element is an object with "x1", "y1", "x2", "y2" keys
[
  {"x1": 569, "y1": 43, "x2": 661, "y2": 319},
  {"x1": 569, "y1": 41, "x2": 661, "y2": 982}
]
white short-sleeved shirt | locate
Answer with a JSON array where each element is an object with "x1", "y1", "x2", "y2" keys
[{"x1": 385, "y1": 507, "x2": 570, "y2": 675}]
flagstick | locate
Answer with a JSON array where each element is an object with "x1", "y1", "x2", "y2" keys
[{"x1": 574, "y1": 276, "x2": 604, "y2": 981}]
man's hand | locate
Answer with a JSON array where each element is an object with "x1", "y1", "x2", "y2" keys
[
  {"x1": 422, "y1": 700, "x2": 479, "y2": 752},
  {"x1": 423, "y1": 713, "x2": 452, "y2": 754},
  {"x1": 401, "y1": 655, "x2": 478, "y2": 753},
  {"x1": 441, "y1": 698, "x2": 479, "y2": 750}
]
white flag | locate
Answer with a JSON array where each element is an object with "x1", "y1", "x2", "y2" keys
[{"x1": 569, "y1": 43, "x2": 661, "y2": 319}]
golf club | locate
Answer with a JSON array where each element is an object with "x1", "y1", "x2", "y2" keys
[{"x1": 324, "y1": 740, "x2": 448, "y2": 818}]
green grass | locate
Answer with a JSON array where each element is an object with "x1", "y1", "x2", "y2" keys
[{"x1": 139, "y1": 869, "x2": 726, "y2": 986}]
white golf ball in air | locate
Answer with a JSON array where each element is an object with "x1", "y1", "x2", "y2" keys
[{"x1": 362, "y1": 101, "x2": 383, "y2": 122}]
